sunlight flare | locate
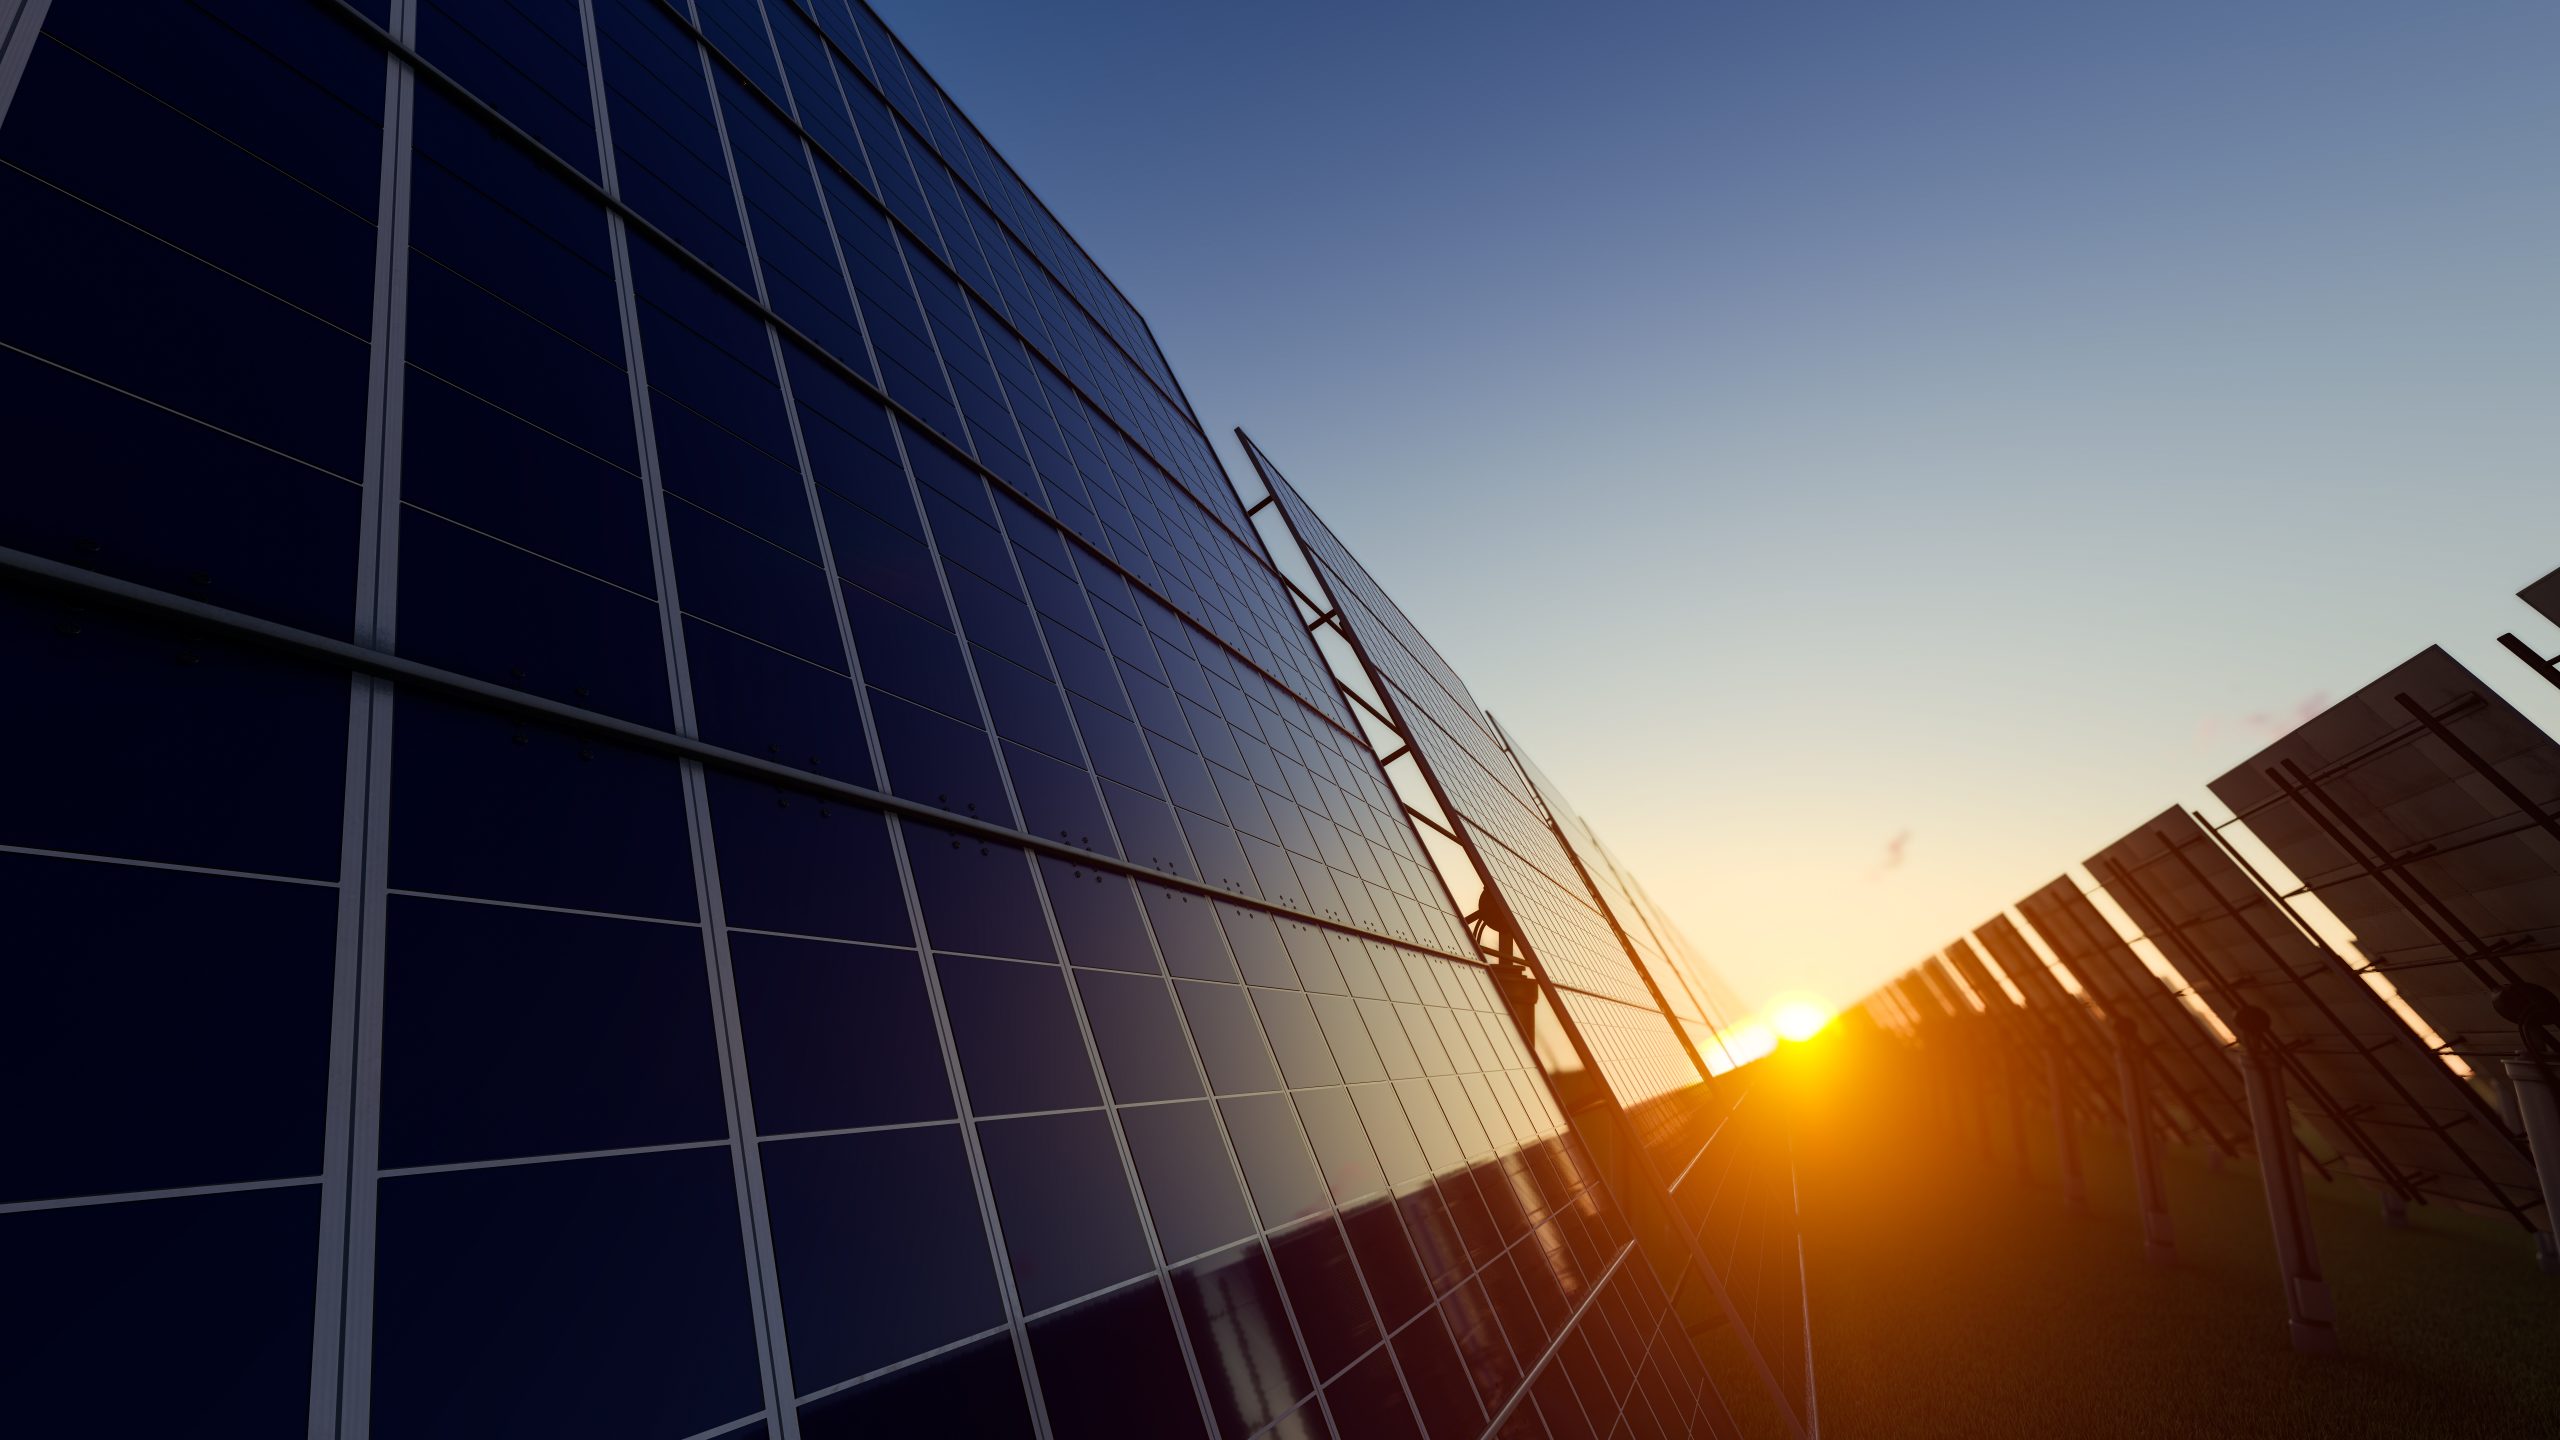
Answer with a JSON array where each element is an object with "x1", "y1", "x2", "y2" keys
[{"x1": 1767, "y1": 994, "x2": 1834, "y2": 1043}]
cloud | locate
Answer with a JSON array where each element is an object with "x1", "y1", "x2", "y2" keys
[
  {"x1": 2198, "y1": 692, "x2": 2329, "y2": 748},
  {"x1": 1868, "y1": 829, "x2": 1911, "y2": 880}
]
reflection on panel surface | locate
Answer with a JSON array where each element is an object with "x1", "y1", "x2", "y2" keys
[
  {"x1": 1245, "y1": 436, "x2": 1811, "y2": 1434},
  {"x1": 0, "y1": 0, "x2": 1767, "y2": 1434}
]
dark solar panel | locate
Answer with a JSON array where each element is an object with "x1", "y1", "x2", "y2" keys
[
  {"x1": 2521, "y1": 566, "x2": 2560, "y2": 631},
  {"x1": 2017, "y1": 877, "x2": 2253, "y2": 1155},
  {"x1": 1972, "y1": 914, "x2": 2125, "y2": 1124},
  {"x1": 1246, "y1": 432, "x2": 1815, "y2": 1434},
  {"x1": 2087, "y1": 807, "x2": 2539, "y2": 1226},
  {"x1": 2207, "y1": 647, "x2": 2560, "y2": 1066},
  {"x1": 0, "y1": 1, "x2": 1770, "y2": 1434}
]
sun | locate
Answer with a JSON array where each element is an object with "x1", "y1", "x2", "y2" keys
[{"x1": 1766, "y1": 994, "x2": 1834, "y2": 1043}]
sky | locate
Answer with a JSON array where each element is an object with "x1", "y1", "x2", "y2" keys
[{"x1": 875, "y1": 0, "x2": 2560, "y2": 1016}]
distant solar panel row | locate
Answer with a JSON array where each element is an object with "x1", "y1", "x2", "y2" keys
[{"x1": 1866, "y1": 570, "x2": 2560, "y2": 1250}]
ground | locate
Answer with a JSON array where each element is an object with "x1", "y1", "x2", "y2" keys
[{"x1": 1782, "y1": 1033, "x2": 2560, "y2": 1438}]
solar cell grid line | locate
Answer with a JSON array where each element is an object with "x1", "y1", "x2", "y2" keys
[
  {"x1": 742, "y1": 1, "x2": 1235, "y2": 552},
  {"x1": 791, "y1": 2, "x2": 1222, "y2": 526},
  {"x1": 825, "y1": 3, "x2": 1365, "y2": 729},
  {"x1": 2017, "y1": 877, "x2": 2253, "y2": 1156},
  {"x1": 2206, "y1": 647, "x2": 2560, "y2": 1065},
  {"x1": 814, "y1": 1, "x2": 1210, "y2": 452},
  {"x1": 0, "y1": 3, "x2": 1748, "y2": 1438},
  {"x1": 1241, "y1": 436, "x2": 1813, "y2": 1436},
  {"x1": 307, "y1": 0, "x2": 1372, "y2": 772},
  {"x1": 0, "y1": 589, "x2": 1679, "y2": 1424},
  {"x1": 644, "y1": 63, "x2": 1237, "y2": 1438},
  {"x1": 1510, "y1": 723, "x2": 1756, "y2": 1064},
  {"x1": 1240, "y1": 434, "x2": 1695, "y2": 1042},
  {"x1": 2090, "y1": 808, "x2": 2542, "y2": 1227},
  {"x1": 1496, "y1": 717, "x2": 1726, "y2": 1084}
]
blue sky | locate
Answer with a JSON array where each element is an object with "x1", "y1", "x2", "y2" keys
[{"x1": 877, "y1": 0, "x2": 2560, "y2": 1013}]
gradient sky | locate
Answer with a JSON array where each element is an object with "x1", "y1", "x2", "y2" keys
[{"x1": 877, "y1": 0, "x2": 2560, "y2": 1015}]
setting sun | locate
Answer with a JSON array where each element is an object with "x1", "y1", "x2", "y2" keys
[{"x1": 1767, "y1": 995, "x2": 1834, "y2": 1043}]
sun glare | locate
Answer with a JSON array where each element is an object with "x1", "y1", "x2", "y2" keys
[{"x1": 1767, "y1": 995, "x2": 1833, "y2": 1043}]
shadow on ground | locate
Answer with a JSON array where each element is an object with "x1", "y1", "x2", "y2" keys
[{"x1": 1783, "y1": 1033, "x2": 2559, "y2": 1438}]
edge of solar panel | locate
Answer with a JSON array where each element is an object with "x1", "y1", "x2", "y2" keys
[
  {"x1": 2519, "y1": 565, "x2": 2560, "y2": 631},
  {"x1": 1238, "y1": 430, "x2": 1818, "y2": 1436}
]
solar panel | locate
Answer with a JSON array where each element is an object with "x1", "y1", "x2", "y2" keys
[
  {"x1": 1972, "y1": 915, "x2": 2126, "y2": 1125},
  {"x1": 1942, "y1": 940, "x2": 2019, "y2": 1013},
  {"x1": 0, "y1": 0, "x2": 1761, "y2": 1431},
  {"x1": 1500, "y1": 719, "x2": 1749, "y2": 1072},
  {"x1": 1921, "y1": 955, "x2": 1983, "y2": 1015},
  {"x1": 2206, "y1": 647, "x2": 2560, "y2": 1068},
  {"x1": 2086, "y1": 807, "x2": 2539, "y2": 1227},
  {"x1": 1896, "y1": 971, "x2": 1960, "y2": 1022},
  {"x1": 1244, "y1": 432, "x2": 1817, "y2": 1434},
  {"x1": 2018, "y1": 876, "x2": 2253, "y2": 1155}
]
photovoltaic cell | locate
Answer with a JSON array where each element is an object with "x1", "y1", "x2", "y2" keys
[
  {"x1": 0, "y1": 0, "x2": 1766, "y2": 1432},
  {"x1": 1245, "y1": 435, "x2": 1812, "y2": 1433}
]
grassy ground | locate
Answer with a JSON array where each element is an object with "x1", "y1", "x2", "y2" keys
[{"x1": 1782, "y1": 1034, "x2": 2560, "y2": 1438}]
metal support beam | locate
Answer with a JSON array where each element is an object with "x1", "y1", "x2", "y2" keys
[
  {"x1": 2191, "y1": 812, "x2": 2541, "y2": 1213},
  {"x1": 2234, "y1": 1009, "x2": 2336, "y2": 1353},
  {"x1": 2050, "y1": 1047, "x2": 2086, "y2": 1211},
  {"x1": 1239, "y1": 434, "x2": 1813, "y2": 1434},
  {"x1": 2270, "y1": 761, "x2": 2519, "y2": 994},
  {"x1": 2004, "y1": 1042, "x2": 2033, "y2": 1184},
  {"x1": 2390, "y1": 691, "x2": 2560, "y2": 853},
  {"x1": 2497, "y1": 632, "x2": 2560, "y2": 695},
  {"x1": 2116, "y1": 1017, "x2": 2177, "y2": 1265},
  {"x1": 2101, "y1": 852, "x2": 2416, "y2": 1200}
]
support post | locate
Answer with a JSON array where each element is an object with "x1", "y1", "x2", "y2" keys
[
  {"x1": 1970, "y1": 1023, "x2": 1995, "y2": 1165},
  {"x1": 2379, "y1": 1191, "x2": 2408, "y2": 1228},
  {"x1": 2495, "y1": 982, "x2": 2560, "y2": 1276},
  {"x1": 2234, "y1": 1008, "x2": 2336, "y2": 1354},
  {"x1": 2048, "y1": 1046, "x2": 2086, "y2": 1211},
  {"x1": 2114, "y1": 1016, "x2": 2175, "y2": 1264},
  {"x1": 2004, "y1": 1042, "x2": 2032, "y2": 1183},
  {"x1": 2502, "y1": 1059, "x2": 2560, "y2": 1276},
  {"x1": 2495, "y1": 1072, "x2": 2526, "y2": 1134}
]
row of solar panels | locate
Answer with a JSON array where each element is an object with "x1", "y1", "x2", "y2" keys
[
  {"x1": 1866, "y1": 567, "x2": 2560, "y2": 1254},
  {"x1": 1240, "y1": 434, "x2": 1820, "y2": 1438}
]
